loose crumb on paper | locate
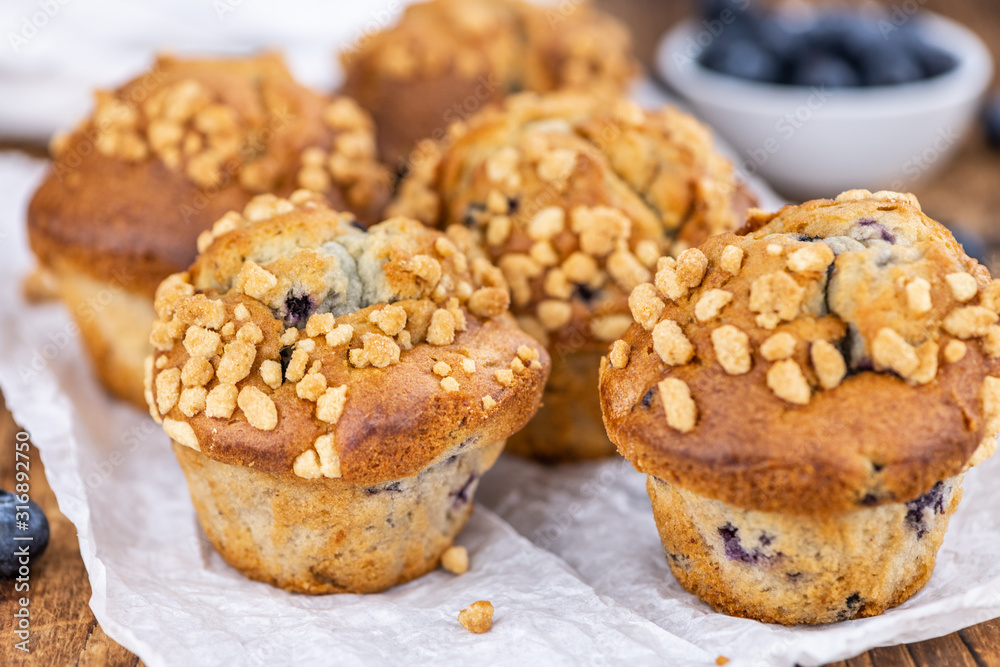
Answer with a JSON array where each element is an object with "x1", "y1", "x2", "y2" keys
[
  {"x1": 441, "y1": 545, "x2": 469, "y2": 575},
  {"x1": 458, "y1": 600, "x2": 494, "y2": 633}
]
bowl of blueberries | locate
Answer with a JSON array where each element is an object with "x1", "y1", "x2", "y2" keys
[{"x1": 656, "y1": 0, "x2": 992, "y2": 200}]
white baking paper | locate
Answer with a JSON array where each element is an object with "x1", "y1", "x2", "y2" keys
[{"x1": 0, "y1": 139, "x2": 998, "y2": 667}]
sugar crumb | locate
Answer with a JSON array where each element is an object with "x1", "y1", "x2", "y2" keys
[{"x1": 458, "y1": 601, "x2": 494, "y2": 634}]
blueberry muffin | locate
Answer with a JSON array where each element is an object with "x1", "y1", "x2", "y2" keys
[
  {"x1": 390, "y1": 92, "x2": 751, "y2": 461},
  {"x1": 27, "y1": 53, "x2": 391, "y2": 408},
  {"x1": 339, "y1": 0, "x2": 637, "y2": 166},
  {"x1": 599, "y1": 190, "x2": 1000, "y2": 624},
  {"x1": 145, "y1": 191, "x2": 549, "y2": 594}
]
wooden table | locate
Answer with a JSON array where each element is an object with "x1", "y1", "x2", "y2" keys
[
  {"x1": 0, "y1": 395, "x2": 141, "y2": 667},
  {"x1": 4, "y1": 0, "x2": 1000, "y2": 663},
  {"x1": 3, "y1": 403, "x2": 1000, "y2": 667}
]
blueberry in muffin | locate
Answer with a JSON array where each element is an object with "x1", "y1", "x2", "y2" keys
[
  {"x1": 146, "y1": 190, "x2": 548, "y2": 593},
  {"x1": 27, "y1": 53, "x2": 391, "y2": 408},
  {"x1": 390, "y1": 92, "x2": 753, "y2": 461},
  {"x1": 600, "y1": 189, "x2": 999, "y2": 624}
]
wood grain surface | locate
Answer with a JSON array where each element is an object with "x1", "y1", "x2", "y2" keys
[
  {"x1": 3, "y1": 0, "x2": 1000, "y2": 664},
  {"x1": 0, "y1": 395, "x2": 143, "y2": 667}
]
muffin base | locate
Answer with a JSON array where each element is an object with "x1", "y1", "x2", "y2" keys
[
  {"x1": 51, "y1": 263, "x2": 153, "y2": 409},
  {"x1": 172, "y1": 440, "x2": 504, "y2": 594},
  {"x1": 505, "y1": 349, "x2": 616, "y2": 462},
  {"x1": 647, "y1": 475, "x2": 962, "y2": 625}
]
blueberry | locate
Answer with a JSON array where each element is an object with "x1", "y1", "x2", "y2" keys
[
  {"x1": 791, "y1": 52, "x2": 862, "y2": 88},
  {"x1": 699, "y1": 0, "x2": 754, "y2": 23},
  {"x1": 279, "y1": 344, "x2": 295, "y2": 377},
  {"x1": 894, "y1": 18, "x2": 934, "y2": 50},
  {"x1": 837, "y1": 18, "x2": 886, "y2": 61},
  {"x1": 856, "y1": 218, "x2": 896, "y2": 244},
  {"x1": 702, "y1": 38, "x2": 782, "y2": 83},
  {"x1": 0, "y1": 489, "x2": 49, "y2": 579},
  {"x1": 808, "y1": 13, "x2": 856, "y2": 51},
  {"x1": 860, "y1": 45, "x2": 924, "y2": 86},
  {"x1": 574, "y1": 283, "x2": 599, "y2": 303},
  {"x1": 905, "y1": 481, "x2": 946, "y2": 539},
  {"x1": 365, "y1": 481, "x2": 403, "y2": 496},
  {"x1": 860, "y1": 494, "x2": 881, "y2": 508},
  {"x1": 394, "y1": 161, "x2": 409, "y2": 183},
  {"x1": 984, "y1": 96, "x2": 1000, "y2": 149},
  {"x1": 837, "y1": 592, "x2": 865, "y2": 620},
  {"x1": 852, "y1": 358, "x2": 874, "y2": 372},
  {"x1": 705, "y1": 7, "x2": 954, "y2": 89},
  {"x1": 458, "y1": 435, "x2": 480, "y2": 449},
  {"x1": 912, "y1": 43, "x2": 957, "y2": 78},
  {"x1": 717, "y1": 523, "x2": 776, "y2": 564},
  {"x1": 805, "y1": 12, "x2": 883, "y2": 67},
  {"x1": 884, "y1": 24, "x2": 948, "y2": 74},
  {"x1": 450, "y1": 473, "x2": 479, "y2": 509},
  {"x1": 283, "y1": 293, "x2": 313, "y2": 326},
  {"x1": 641, "y1": 387, "x2": 656, "y2": 409},
  {"x1": 462, "y1": 202, "x2": 487, "y2": 228},
  {"x1": 718, "y1": 523, "x2": 756, "y2": 563},
  {"x1": 755, "y1": 16, "x2": 806, "y2": 63}
]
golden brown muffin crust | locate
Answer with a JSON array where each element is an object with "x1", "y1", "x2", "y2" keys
[
  {"x1": 147, "y1": 191, "x2": 549, "y2": 485},
  {"x1": 601, "y1": 190, "x2": 1000, "y2": 515},
  {"x1": 28, "y1": 53, "x2": 391, "y2": 297},
  {"x1": 389, "y1": 92, "x2": 749, "y2": 353},
  {"x1": 340, "y1": 0, "x2": 637, "y2": 164}
]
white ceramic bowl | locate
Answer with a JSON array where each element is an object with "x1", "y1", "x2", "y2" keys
[{"x1": 656, "y1": 11, "x2": 993, "y2": 201}]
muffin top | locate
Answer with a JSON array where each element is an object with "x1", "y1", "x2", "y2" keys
[
  {"x1": 340, "y1": 0, "x2": 636, "y2": 164},
  {"x1": 600, "y1": 190, "x2": 1000, "y2": 515},
  {"x1": 145, "y1": 191, "x2": 549, "y2": 485},
  {"x1": 28, "y1": 53, "x2": 390, "y2": 297},
  {"x1": 389, "y1": 92, "x2": 750, "y2": 352}
]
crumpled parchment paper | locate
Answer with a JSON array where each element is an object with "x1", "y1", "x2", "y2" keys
[{"x1": 1, "y1": 111, "x2": 998, "y2": 667}]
